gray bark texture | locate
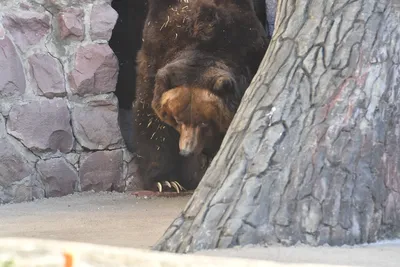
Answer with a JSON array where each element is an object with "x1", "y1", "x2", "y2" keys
[{"x1": 153, "y1": 0, "x2": 400, "y2": 253}]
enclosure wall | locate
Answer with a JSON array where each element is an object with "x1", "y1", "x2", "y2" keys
[{"x1": 0, "y1": 0, "x2": 141, "y2": 204}]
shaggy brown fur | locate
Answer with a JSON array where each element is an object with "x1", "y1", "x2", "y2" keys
[
  {"x1": 132, "y1": 0, "x2": 269, "y2": 190},
  {"x1": 155, "y1": 86, "x2": 234, "y2": 156}
]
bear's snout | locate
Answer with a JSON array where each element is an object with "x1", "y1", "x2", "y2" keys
[
  {"x1": 179, "y1": 149, "x2": 193, "y2": 157},
  {"x1": 179, "y1": 124, "x2": 204, "y2": 157}
]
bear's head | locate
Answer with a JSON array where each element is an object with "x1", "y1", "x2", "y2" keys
[{"x1": 154, "y1": 86, "x2": 234, "y2": 157}]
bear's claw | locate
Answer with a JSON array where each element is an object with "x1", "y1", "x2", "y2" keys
[{"x1": 156, "y1": 181, "x2": 186, "y2": 193}]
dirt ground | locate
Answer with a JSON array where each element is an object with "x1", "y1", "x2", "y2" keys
[{"x1": 1, "y1": 191, "x2": 400, "y2": 267}]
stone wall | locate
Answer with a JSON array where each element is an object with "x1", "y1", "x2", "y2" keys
[{"x1": 0, "y1": 0, "x2": 139, "y2": 204}]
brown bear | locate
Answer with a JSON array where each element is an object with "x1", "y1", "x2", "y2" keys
[{"x1": 132, "y1": 0, "x2": 269, "y2": 194}]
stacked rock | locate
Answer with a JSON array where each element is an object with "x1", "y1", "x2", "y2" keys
[{"x1": 0, "y1": 0, "x2": 139, "y2": 204}]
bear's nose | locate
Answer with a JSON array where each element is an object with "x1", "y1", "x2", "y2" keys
[{"x1": 179, "y1": 149, "x2": 193, "y2": 157}]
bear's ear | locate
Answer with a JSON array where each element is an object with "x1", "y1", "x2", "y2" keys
[
  {"x1": 213, "y1": 76, "x2": 237, "y2": 95},
  {"x1": 208, "y1": 96, "x2": 234, "y2": 132},
  {"x1": 154, "y1": 95, "x2": 176, "y2": 128}
]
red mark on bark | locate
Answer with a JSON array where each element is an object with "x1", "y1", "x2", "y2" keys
[
  {"x1": 344, "y1": 103, "x2": 354, "y2": 124},
  {"x1": 323, "y1": 50, "x2": 371, "y2": 121},
  {"x1": 311, "y1": 126, "x2": 328, "y2": 166}
]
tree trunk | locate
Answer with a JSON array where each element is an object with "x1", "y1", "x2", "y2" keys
[{"x1": 153, "y1": 0, "x2": 400, "y2": 253}]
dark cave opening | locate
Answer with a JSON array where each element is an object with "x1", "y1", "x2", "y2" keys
[
  {"x1": 109, "y1": 0, "x2": 147, "y2": 110},
  {"x1": 109, "y1": 0, "x2": 148, "y2": 152}
]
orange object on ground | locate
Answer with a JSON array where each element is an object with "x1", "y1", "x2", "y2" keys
[{"x1": 63, "y1": 252, "x2": 73, "y2": 267}]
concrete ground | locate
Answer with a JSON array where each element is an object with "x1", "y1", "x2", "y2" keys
[
  {"x1": 1, "y1": 191, "x2": 400, "y2": 267},
  {"x1": 0, "y1": 191, "x2": 188, "y2": 249}
]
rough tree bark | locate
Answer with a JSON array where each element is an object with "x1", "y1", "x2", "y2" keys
[{"x1": 153, "y1": 0, "x2": 400, "y2": 253}]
